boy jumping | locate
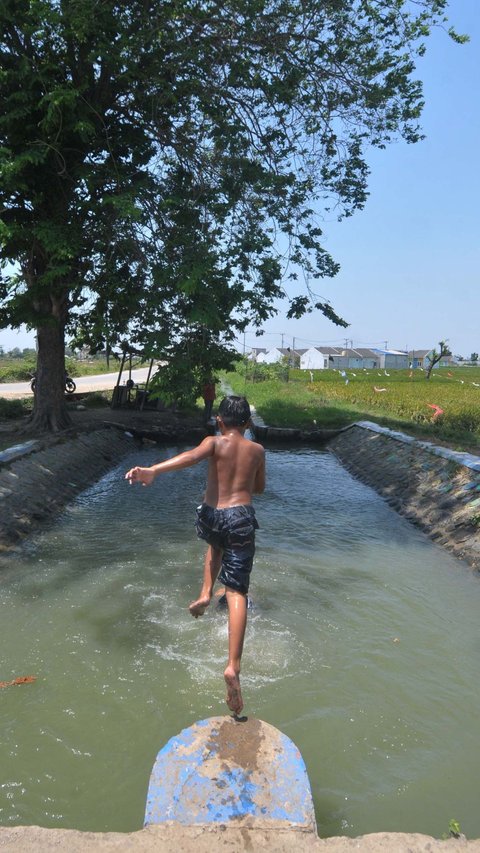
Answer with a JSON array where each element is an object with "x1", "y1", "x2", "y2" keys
[{"x1": 124, "y1": 396, "x2": 265, "y2": 715}]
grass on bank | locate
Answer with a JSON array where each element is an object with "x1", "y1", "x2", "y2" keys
[
  {"x1": 224, "y1": 365, "x2": 480, "y2": 454},
  {"x1": 0, "y1": 356, "x2": 147, "y2": 384},
  {"x1": 0, "y1": 390, "x2": 113, "y2": 423}
]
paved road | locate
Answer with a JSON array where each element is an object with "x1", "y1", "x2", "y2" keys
[{"x1": 0, "y1": 368, "x2": 153, "y2": 399}]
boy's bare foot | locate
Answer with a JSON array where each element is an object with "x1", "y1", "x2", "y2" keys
[
  {"x1": 224, "y1": 665, "x2": 243, "y2": 715},
  {"x1": 188, "y1": 595, "x2": 211, "y2": 618}
]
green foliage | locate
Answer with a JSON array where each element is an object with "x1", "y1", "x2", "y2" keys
[
  {"x1": 149, "y1": 334, "x2": 239, "y2": 407},
  {"x1": 448, "y1": 818, "x2": 462, "y2": 839},
  {"x1": 0, "y1": 355, "x2": 118, "y2": 382},
  {"x1": 0, "y1": 397, "x2": 32, "y2": 420},
  {"x1": 235, "y1": 356, "x2": 290, "y2": 384},
  {"x1": 0, "y1": 357, "x2": 36, "y2": 382},
  {"x1": 225, "y1": 371, "x2": 358, "y2": 429},
  {"x1": 0, "y1": 347, "x2": 36, "y2": 359},
  {"x1": 149, "y1": 360, "x2": 198, "y2": 409}
]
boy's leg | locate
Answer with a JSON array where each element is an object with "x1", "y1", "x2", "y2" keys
[
  {"x1": 224, "y1": 588, "x2": 247, "y2": 715},
  {"x1": 189, "y1": 544, "x2": 223, "y2": 617}
]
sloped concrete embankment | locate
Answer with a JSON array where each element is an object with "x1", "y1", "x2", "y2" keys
[
  {"x1": 328, "y1": 421, "x2": 480, "y2": 569},
  {"x1": 0, "y1": 427, "x2": 137, "y2": 551}
]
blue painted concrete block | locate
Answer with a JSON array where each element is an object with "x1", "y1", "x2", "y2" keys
[{"x1": 144, "y1": 716, "x2": 316, "y2": 831}]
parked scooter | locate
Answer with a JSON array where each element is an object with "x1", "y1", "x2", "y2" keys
[{"x1": 30, "y1": 371, "x2": 76, "y2": 394}]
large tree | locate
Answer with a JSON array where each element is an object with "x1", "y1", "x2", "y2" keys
[{"x1": 0, "y1": 0, "x2": 464, "y2": 428}]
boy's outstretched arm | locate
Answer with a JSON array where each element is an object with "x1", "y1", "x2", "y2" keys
[{"x1": 125, "y1": 437, "x2": 215, "y2": 486}]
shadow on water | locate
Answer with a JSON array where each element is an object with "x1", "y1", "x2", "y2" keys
[{"x1": 1, "y1": 445, "x2": 480, "y2": 838}]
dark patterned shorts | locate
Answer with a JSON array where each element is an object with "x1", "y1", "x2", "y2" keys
[{"x1": 195, "y1": 503, "x2": 259, "y2": 595}]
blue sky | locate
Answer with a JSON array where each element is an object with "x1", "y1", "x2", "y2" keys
[
  {"x1": 1, "y1": 0, "x2": 478, "y2": 358},
  {"x1": 246, "y1": 0, "x2": 480, "y2": 359}
]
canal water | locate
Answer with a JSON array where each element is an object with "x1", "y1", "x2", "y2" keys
[{"x1": 1, "y1": 444, "x2": 480, "y2": 839}]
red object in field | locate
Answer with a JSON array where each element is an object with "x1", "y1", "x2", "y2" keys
[
  {"x1": 0, "y1": 675, "x2": 37, "y2": 688},
  {"x1": 427, "y1": 404, "x2": 444, "y2": 420}
]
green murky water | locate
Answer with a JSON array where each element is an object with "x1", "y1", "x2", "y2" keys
[{"x1": 1, "y1": 445, "x2": 480, "y2": 838}]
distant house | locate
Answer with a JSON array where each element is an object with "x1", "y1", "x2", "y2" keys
[
  {"x1": 260, "y1": 344, "x2": 410, "y2": 371},
  {"x1": 408, "y1": 350, "x2": 430, "y2": 369},
  {"x1": 299, "y1": 346, "x2": 380, "y2": 370},
  {"x1": 255, "y1": 347, "x2": 282, "y2": 364},
  {"x1": 409, "y1": 349, "x2": 453, "y2": 369},
  {"x1": 330, "y1": 348, "x2": 379, "y2": 370},
  {"x1": 287, "y1": 347, "x2": 307, "y2": 367},
  {"x1": 248, "y1": 347, "x2": 267, "y2": 361},
  {"x1": 300, "y1": 346, "x2": 342, "y2": 370},
  {"x1": 372, "y1": 349, "x2": 409, "y2": 370},
  {"x1": 256, "y1": 346, "x2": 306, "y2": 366}
]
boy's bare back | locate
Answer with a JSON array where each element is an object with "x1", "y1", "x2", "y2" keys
[
  {"x1": 204, "y1": 431, "x2": 265, "y2": 509},
  {"x1": 124, "y1": 423, "x2": 265, "y2": 506}
]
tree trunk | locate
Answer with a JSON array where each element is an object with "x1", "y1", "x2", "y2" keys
[{"x1": 29, "y1": 320, "x2": 72, "y2": 432}]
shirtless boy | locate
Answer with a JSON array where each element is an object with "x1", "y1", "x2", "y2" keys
[{"x1": 124, "y1": 396, "x2": 265, "y2": 715}]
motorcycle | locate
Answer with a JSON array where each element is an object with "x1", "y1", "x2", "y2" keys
[{"x1": 30, "y1": 372, "x2": 76, "y2": 394}]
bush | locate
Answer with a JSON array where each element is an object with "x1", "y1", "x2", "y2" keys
[
  {"x1": 0, "y1": 398, "x2": 32, "y2": 419},
  {"x1": 0, "y1": 358, "x2": 36, "y2": 382},
  {"x1": 83, "y1": 392, "x2": 110, "y2": 408},
  {"x1": 237, "y1": 357, "x2": 290, "y2": 383}
]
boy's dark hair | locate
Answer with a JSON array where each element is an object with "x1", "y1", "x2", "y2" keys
[{"x1": 218, "y1": 396, "x2": 251, "y2": 426}]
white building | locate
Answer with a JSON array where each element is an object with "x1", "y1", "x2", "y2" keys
[
  {"x1": 256, "y1": 346, "x2": 306, "y2": 366},
  {"x1": 372, "y1": 349, "x2": 409, "y2": 369},
  {"x1": 248, "y1": 347, "x2": 267, "y2": 361},
  {"x1": 255, "y1": 347, "x2": 283, "y2": 364},
  {"x1": 329, "y1": 348, "x2": 379, "y2": 370},
  {"x1": 257, "y1": 343, "x2": 411, "y2": 371},
  {"x1": 300, "y1": 346, "x2": 341, "y2": 369}
]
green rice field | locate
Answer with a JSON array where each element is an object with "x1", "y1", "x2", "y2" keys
[{"x1": 226, "y1": 366, "x2": 480, "y2": 452}]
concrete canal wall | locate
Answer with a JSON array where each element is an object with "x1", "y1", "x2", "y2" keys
[
  {"x1": 328, "y1": 421, "x2": 480, "y2": 570},
  {"x1": 0, "y1": 416, "x2": 207, "y2": 552},
  {"x1": 249, "y1": 416, "x2": 480, "y2": 571},
  {"x1": 1, "y1": 823, "x2": 480, "y2": 852},
  {"x1": 0, "y1": 426, "x2": 137, "y2": 551}
]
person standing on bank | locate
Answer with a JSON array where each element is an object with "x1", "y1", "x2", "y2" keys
[
  {"x1": 201, "y1": 377, "x2": 216, "y2": 422},
  {"x1": 125, "y1": 396, "x2": 265, "y2": 716}
]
